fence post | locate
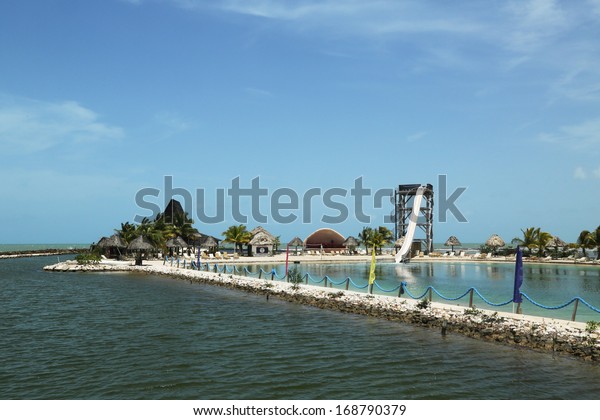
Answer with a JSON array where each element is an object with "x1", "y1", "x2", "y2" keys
[
  {"x1": 369, "y1": 283, "x2": 374, "y2": 294},
  {"x1": 305, "y1": 274, "x2": 308, "y2": 285},
  {"x1": 258, "y1": 270, "x2": 262, "y2": 279},
  {"x1": 213, "y1": 264, "x2": 217, "y2": 273},
  {"x1": 323, "y1": 277, "x2": 328, "y2": 288},
  {"x1": 571, "y1": 298, "x2": 580, "y2": 322},
  {"x1": 428, "y1": 287, "x2": 433, "y2": 303},
  {"x1": 345, "y1": 278, "x2": 350, "y2": 290},
  {"x1": 271, "y1": 271, "x2": 275, "y2": 281},
  {"x1": 469, "y1": 289, "x2": 474, "y2": 308},
  {"x1": 398, "y1": 283, "x2": 404, "y2": 298}
]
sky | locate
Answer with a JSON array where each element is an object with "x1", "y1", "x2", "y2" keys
[{"x1": 1, "y1": 0, "x2": 599, "y2": 245}]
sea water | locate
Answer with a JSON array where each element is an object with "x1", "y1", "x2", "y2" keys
[
  {"x1": 245, "y1": 261, "x2": 600, "y2": 322},
  {"x1": 1, "y1": 256, "x2": 600, "y2": 400}
]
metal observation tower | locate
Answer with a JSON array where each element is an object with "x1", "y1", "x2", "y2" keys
[{"x1": 393, "y1": 183, "x2": 434, "y2": 255}]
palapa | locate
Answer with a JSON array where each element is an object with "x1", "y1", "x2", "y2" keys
[
  {"x1": 548, "y1": 236, "x2": 567, "y2": 248},
  {"x1": 342, "y1": 236, "x2": 359, "y2": 247},
  {"x1": 444, "y1": 235, "x2": 462, "y2": 252},
  {"x1": 127, "y1": 235, "x2": 155, "y2": 251},
  {"x1": 250, "y1": 226, "x2": 276, "y2": 241},
  {"x1": 394, "y1": 237, "x2": 405, "y2": 247},
  {"x1": 97, "y1": 234, "x2": 127, "y2": 249},
  {"x1": 287, "y1": 237, "x2": 304, "y2": 247},
  {"x1": 486, "y1": 234, "x2": 505, "y2": 248},
  {"x1": 201, "y1": 236, "x2": 219, "y2": 248},
  {"x1": 166, "y1": 236, "x2": 188, "y2": 248}
]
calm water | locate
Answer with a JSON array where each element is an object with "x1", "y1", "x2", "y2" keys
[
  {"x1": 247, "y1": 261, "x2": 600, "y2": 322},
  {"x1": 1, "y1": 256, "x2": 600, "y2": 400}
]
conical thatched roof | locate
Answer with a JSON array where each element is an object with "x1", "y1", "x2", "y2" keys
[
  {"x1": 201, "y1": 235, "x2": 219, "y2": 248},
  {"x1": 97, "y1": 234, "x2": 127, "y2": 248},
  {"x1": 127, "y1": 235, "x2": 155, "y2": 251},
  {"x1": 548, "y1": 236, "x2": 567, "y2": 248},
  {"x1": 166, "y1": 236, "x2": 188, "y2": 248},
  {"x1": 287, "y1": 236, "x2": 304, "y2": 247},
  {"x1": 486, "y1": 234, "x2": 505, "y2": 248},
  {"x1": 444, "y1": 236, "x2": 462, "y2": 247},
  {"x1": 342, "y1": 236, "x2": 359, "y2": 247},
  {"x1": 394, "y1": 237, "x2": 405, "y2": 247},
  {"x1": 163, "y1": 199, "x2": 185, "y2": 224}
]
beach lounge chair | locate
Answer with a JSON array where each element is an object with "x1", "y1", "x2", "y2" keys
[
  {"x1": 215, "y1": 252, "x2": 224, "y2": 260},
  {"x1": 472, "y1": 253, "x2": 481, "y2": 259},
  {"x1": 208, "y1": 253, "x2": 215, "y2": 260},
  {"x1": 233, "y1": 252, "x2": 239, "y2": 259},
  {"x1": 449, "y1": 252, "x2": 455, "y2": 257},
  {"x1": 459, "y1": 251, "x2": 465, "y2": 258}
]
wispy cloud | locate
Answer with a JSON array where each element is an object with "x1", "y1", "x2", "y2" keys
[
  {"x1": 539, "y1": 118, "x2": 600, "y2": 151},
  {"x1": 406, "y1": 131, "x2": 427, "y2": 143},
  {"x1": 574, "y1": 166, "x2": 587, "y2": 179},
  {"x1": 244, "y1": 87, "x2": 274, "y2": 97},
  {"x1": 0, "y1": 94, "x2": 123, "y2": 154},
  {"x1": 593, "y1": 166, "x2": 600, "y2": 178}
]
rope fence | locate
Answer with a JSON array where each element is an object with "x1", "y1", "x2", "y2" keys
[{"x1": 173, "y1": 259, "x2": 600, "y2": 321}]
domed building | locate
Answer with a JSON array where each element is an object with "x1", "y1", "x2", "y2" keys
[{"x1": 304, "y1": 228, "x2": 346, "y2": 250}]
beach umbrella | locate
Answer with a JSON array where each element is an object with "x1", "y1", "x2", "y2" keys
[
  {"x1": 127, "y1": 235, "x2": 154, "y2": 265},
  {"x1": 486, "y1": 234, "x2": 505, "y2": 255},
  {"x1": 166, "y1": 236, "x2": 188, "y2": 249},
  {"x1": 127, "y1": 235, "x2": 154, "y2": 251},
  {"x1": 394, "y1": 237, "x2": 405, "y2": 249},
  {"x1": 444, "y1": 236, "x2": 462, "y2": 252}
]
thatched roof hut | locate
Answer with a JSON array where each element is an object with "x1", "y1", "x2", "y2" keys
[
  {"x1": 548, "y1": 236, "x2": 567, "y2": 248},
  {"x1": 287, "y1": 237, "x2": 304, "y2": 247},
  {"x1": 486, "y1": 234, "x2": 505, "y2": 255},
  {"x1": 202, "y1": 236, "x2": 219, "y2": 248},
  {"x1": 97, "y1": 234, "x2": 127, "y2": 249},
  {"x1": 444, "y1": 235, "x2": 462, "y2": 252},
  {"x1": 127, "y1": 235, "x2": 154, "y2": 251},
  {"x1": 394, "y1": 237, "x2": 405, "y2": 248},
  {"x1": 166, "y1": 236, "x2": 188, "y2": 249},
  {"x1": 486, "y1": 234, "x2": 505, "y2": 248},
  {"x1": 343, "y1": 236, "x2": 359, "y2": 247}
]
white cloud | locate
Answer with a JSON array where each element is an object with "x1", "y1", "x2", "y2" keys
[
  {"x1": 244, "y1": 87, "x2": 274, "y2": 97},
  {"x1": 0, "y1": 95, "x2": 123, "y2": 154},
  {"x1": 539, "y1": 118, "x2": 600, "y2": 150},
  {"x1": 574, "y1": 166, "x2": 587, "y2": 179},
  {"x1": 593, "y1": 166, "x2": 600, "y2": 178},
  {"x1": 406, "y1": 131, "x2": 427, "y2": 143},
  {"x1": 154, "y1": 111, "x2": 193, "y2": 132}
]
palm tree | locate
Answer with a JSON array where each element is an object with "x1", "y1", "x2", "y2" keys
[
  {"x1": 165, "y1": 212, "x2": 196, "y2": 242},
  {"x1": 115, "y1": 222, "x2": 137, "y2": 244},
  {"x1": 222, "y1": 224, "x2": 252, "y2": 254},
  {"x1": 535, "y1": 230, "x2": 553, "y2": 257},
  {"x1": 577, "y1": 230, "x2": 592, "y2": 258},
  {"x1": 373, "y1": 226, "x2": 393, "y2": 254},
  {"x1": 587, "y1": 226, "x2": 600, "y2": 260},
  {"x1": 358, "y1": 227, "x2": 374, "y2": 254},
  {"x1": 513, "y1": 227, "x2": 539, "y2": 254}
]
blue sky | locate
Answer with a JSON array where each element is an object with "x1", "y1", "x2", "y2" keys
[{"x1": 1, "y1": 0, "x2": 599, "y2": 245}]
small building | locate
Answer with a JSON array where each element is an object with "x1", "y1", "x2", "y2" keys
[
  {"x1": 304, "y1": 228, "x2": 346, "y2": 251},
  {"x1": 248, "y1": 228, "x2": 276, "y2": 256}
]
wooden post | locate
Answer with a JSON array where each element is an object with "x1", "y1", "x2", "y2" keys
[
  {"x1": 305, "y1": 274, "x2": 308, "y2": 285},
  {"x1": 428, "y1": 287, "x2": 433, "y2": 303},
  {"x1": 369, "y1": 283, "x2": 374, "y2": 294},
  {"x1": 469, "y1": 289, "x2": 474, "y2": 308},
  {"x1": 258, "y1": 270, "x2": 262, "y2": 279},
  {"x1": 345, "y1": 278, "x2": 350, "y2": 291},
  {"x1": 271, "y1": 271, "x2": 274, "y2": 281},
  {"x1": 324, "y1": 277, "x2": 328, "y2": 288},
  {"x1": 571, "y1": 298, "x2": 580, "y2": 322}
]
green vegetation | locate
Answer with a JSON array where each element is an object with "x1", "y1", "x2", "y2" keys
[
  {"x1": 586, "y1": 320, "x2": 599, "y2": 334},
  {"x1": 221, "y1": 224, "x2": 252, "y2": 254},
  {"x1": 287, "y1": 267, "x2": 303, "y2": 290},
  {"x1": 416, "y1": 298, "x2": 430, "y2": 309},
  {"x1": 75, "y1": 251, "x2": 101, "y2": 265},
  {"x1": 358, "y1": 226, "x2": 394, "y2": 255}
]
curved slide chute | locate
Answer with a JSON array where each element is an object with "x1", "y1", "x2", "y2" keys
[{"x1": 395, "y1": 185, "x2": 425, "y2": 263}]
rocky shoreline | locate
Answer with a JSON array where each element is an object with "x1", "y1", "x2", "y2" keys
[{"x1": 44, "y1": 261, "x2": 600, "y2": 362}]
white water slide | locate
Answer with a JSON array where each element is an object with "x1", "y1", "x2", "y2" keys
[{"x1": 395, "y1": 185, "x2": 426, "y2": 263}]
